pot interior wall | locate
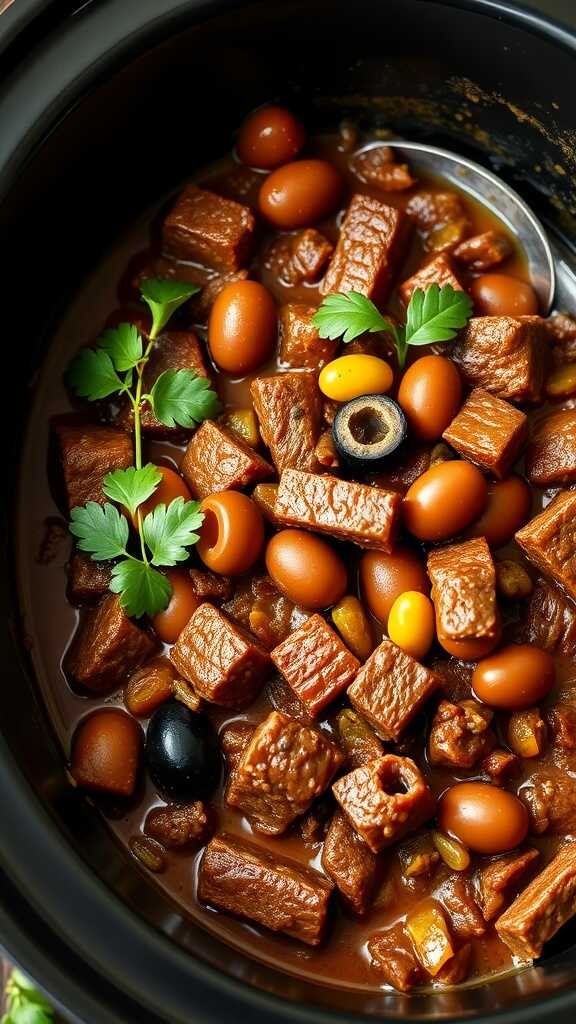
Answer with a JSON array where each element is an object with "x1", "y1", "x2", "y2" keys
[{"x1": 2, "y1": 1, "x2": 576, "y2": 1020}]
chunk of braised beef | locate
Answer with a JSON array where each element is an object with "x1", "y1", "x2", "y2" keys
[
  {"x1": 349, "y1": 145, "x2": 416, "y2": 192},
  {"x1": 321, "y1": 809, "x2": 378, "y2": 916},
  {"x1": 477, "y1": 849, "x2": 540, "y2": 921},
  {"x1": 481, "y1": 748, "x2": 520, "y2": 786},
  {"x1": 437, "y1": 872, "x2": 486, "y2": 939},
  {"x1": 431, "y1": 658, "x2": 474, "y2": 703},
  {"x1": 55, "y1": 423, "x2": 133, "y2": 511},
  {"x1": 145, "y1": 801, "x2": 214, "y2": 849},
  {"x1": 279, "y1": 303, "x2": 337, "y2": 371},
  {"x1": 219, "y1": 720, "x2": 255, "y2": 772},
  {"x1": 332, "y1": 754, "x2": 435, "y2": 854},
  {"x1": 299, "y1": 795, "x2": 333, "y2": 844},
  {"x1": 546, "y1": 704, "x2": 576, "y2": 750},
  {"x1": 331, "y1": 707, "x2": 384, "y2": 770},
  {"x1": 65, "y1": 594, "x2": 157, "y2": 693},
  {"x1": 442, "y1": 388, "x2": 527, "y2": 480},
  {"x1": 368, "y1": 924, "x2": 424, "y2": 992},
  {"x1": 348, "y1": 639, "x2": 441, "y2": 741},
  {"x1": 543, "y1": 311, "x2": 576, "y2": 366},
  {"x1": 453, "y1": 230, "x2": 513, "y2": 271},
  {"x1": 223, "y1": 575, "x2": 310, "y2": 651},
  {"x1": 198, "y1": 832, "x2": 334, "y2": 946},
  {"x1": 266, "y1": 229, "x2": 333, "y2": 286},
  {"x1": 188, "y1": 569, "x2": 234, "y2": 604},
  {"x1": 526, "y1": 409, "x2": 576, "y2": 486},
  {"x1": 399, "y1": 253, "x2": 464, "y2": 305},
  {"x1": 496, "y1": 842, "x2": 576, "y2": 959},
  {"x1": 251, "y1": 371, "x2": 322, "y2": 475},
  {"x1": 371, "y1": 446, "x2": 432, "y2": 495},
  {"x1": 271, "y1": 614, "x2": 360, "y2": 717},
  {"x1": 428, "y1": 538, "x2": 497, "y2": 642},
  {"x1": 520, "y1": 769, "x2": 576, "y2": 834},
  {"x1": 162, "y1": 184, "x2": 255, "y2": 271},
  {"x1": 429, "y1": 699, "x2": 495, "y2": 769},
  {"x1": 515, "y1": 491, "x2": 576, "y2": 602},
  {"x1": 180, "y1": 420, "x2": 273, "y2": 500},
  {"x1": 226, "y1": 710, "x2": 343, "y2": 835},
  {"x1": 450, "y1": 316, "x2": 548, "y2": 403},
  {"x1": 67, "y1": 551, "x2": 112, "y2": 605},
  {"x1": 520, "y1": 580, "x2": 576, "y2": 658},
  {"x1": 436, "y1": 942, "x2": 473, "y2": 986}
]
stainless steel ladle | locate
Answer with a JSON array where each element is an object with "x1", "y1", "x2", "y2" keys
[{"x1": 358, "y1": 140, "x2": 556, "y2": 314}]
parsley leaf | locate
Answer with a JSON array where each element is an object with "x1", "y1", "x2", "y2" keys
[
  {"x1": 3, "y1": 969, "x2": 54, "y2": 1024},
  {"x1": 312, "y1": 291, "x2": 391, "y2": 344},
  {"x1": 140, "y1": 277, "x2": 200, "y2": 337},
  {"x1": 103, "y1": 464, "x2": 162, "y2": 517},
  {"x1": 66, "y1": 348, "x2": 127, "y2": 400},
  {"x1": 143, "y1": 496, "x2": 204, "y2": 566},
  {"x1": 98, "y1": 323, "x2": 143, "y2": 371},
  {"x1": 69, "y1": 502, "x2": 129, "y2": 560},
  {"x1": 110, "y1": 558, "x2": 171, "y2": 618},
  {"x1": 405, "y1": 284, "x2": 473, "y2": 345},
  {"x1": 149, "y1": 369, "x2": 221, "y2": 429}
]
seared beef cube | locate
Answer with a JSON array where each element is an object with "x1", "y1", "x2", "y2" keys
[
  {"x1": 320, "y1": 194, "x2": 408, "y2": 305},
  {"x1": 526, "y1": 409, "x2": 576, "y2": 485},
  {"x1": 265, "y1": 674, "x2": 313, "y2": 725},
  {"x1": 332, "y1": 708, "x2": 384, "y2": 770},
  {"x1": 266, "y1": 229, "x2": 333, "y2": 286},
  {"x1": 322, "y1": 809, "x2": 377, "y2": 916},
  {"x1": 333, "y1": 755, "x2": 434, "y2": 853},
  {"x1": 442, "y1": 388, "x2": 527, "y2": 479},
  {"x1": 407, "y1": 190, "x2": 468, "y2": 233},
  {"x1": 67, "y1": 551, "x2": 112, "y2": 605},
  {"x1": 162, "y1": 184, "x2": 254, "y2": 271},
  {"x1": 429, "y1": 699, "x2": 494, "y2": 768},
  {"x1": 188, "y1": 568, "x2": 233, "y2": 604},
  {"x1": 454, "y1": 230, "x2": 513, "y2": 271},
  {"x1": 481, "y1": 748, "x2": 520, "y2": 785},
  {"x1": 271, "y1": 615, "x2": 359, "y2": 717},
  {"x1": 348, "y1": 639, "x2": 441, "y2": 741},
  {"x1": 349, "y1": 145, "x2": 416, "y2": 192},
  {"x1": 145, "y1": 801, "x2": 213, "y2": 849},
  {"x1": 368, "y1": 924, "x2": 424, "y2": 992},
  {"x1": 478, "y1": 849, "x2": 540, "y2": 921},
  {"x1": 170, "y1": 603, "x2": 270, "y2": 707},
  {"x1": 515, "y1": 491, "x2": 576, "y2": 600},
  {"x1": 220, "y1": 720, "x2": 255, "y2": 772},
  {"x1": 250, "y1": 372, "x2": 322, "y2": 474},
  {"x1": 65, "y1": 593, "x2": 157, "y2": 693},
  {"x1": 56, "y1": 423, "x2": 133, "y2": 510},
  {"x1": 399, "y1": 253, "x2": 464, "y2": 305},
  {"x1": 450, "y1": 316, "x2": 548, "y2": 403},
  {"x1": 116, "y1": 330, "x2": 210, "y2": 438},
  {"x1": 180, "y1": 420, "x2": 273, "y2": 500},
  {"x1": 275, "y1": 469, "x2": 401, "y2": 552},
  {"x1": 522, "y1": 580, "x2": 576, "y2": 657},
  {"x1": 437, "y1": 873, "x2": 486, "y2": 939},
  {"x1": 198, "y1": 832, "x2": 333, "y2": 946},
  {"x1": 496, "y1": 843, "x2": 576, "y2": 959},
  {"x1": 520, "y1": 768, "x2": 576, "y2": 834},
  {"x1": 427, "y1": 538, "x2": 497, "y2": 641},
  {"x1": 279, "y1": 304, "x2": 337, "y2": 370},
  {"x1": 546, "y1": 703, "x2": 576, "y2": 750},
  {"x1": 226, "y1": 711, "x2": 343, "y2": 834}
]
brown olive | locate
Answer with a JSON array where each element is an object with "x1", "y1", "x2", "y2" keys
[
  {"x1": 397, "y1": 355, "x2": 462, "y2": 442},
  {"x1": 237, "y1": 105, "x2": 305, "y2": 170},
  {"x1": 259, "y1": 159, "x2": 343, "y2": 229},
  {"x1": 71, "y1": 709, "x2": 142, "y2": 797},
  {"x1": 403, "y1": 461, "x2": 488, "y2": 541},
  {"x1": 472, "y1": 643, "x2": 556, "y2": 710},
  {"x1": 209, "y1": 280, "x2": 276, "y2": 375},
  {"x1": 197, "y1": 490, "x2": 265, "y2": 575},
  {"x1": 466, "y1": 475, "x2": 532, "y2": 548},
  {"x1": 438, "y1": 781, "x2": 528, "y2": 854},
  {"x1": 470, "y1": 274, "x2": 539, "y2": 316},
  {"x1": 152, "y1": 570, "x2": 201, "y2": 644},
  {"x1": 360, "y1": 547, "x2": 429, "y2": 627},
  {"x1": 266, "y1": 529, "x2": 347, "y2": 609},
  {"x1": 137, "y1": 466, "x2": 192, "y2": 525}
]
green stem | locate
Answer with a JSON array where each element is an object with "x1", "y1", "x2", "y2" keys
[{"x1": 132, "y1": 326, "x2": 159, "y2": 560}]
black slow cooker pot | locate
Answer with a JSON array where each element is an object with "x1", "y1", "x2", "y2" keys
[{"x1": 1, "y1": 1, "x2": 576, "y2": 1021}]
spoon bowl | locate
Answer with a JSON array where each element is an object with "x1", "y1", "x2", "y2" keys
[{"x1": 358, "y1": 140, "x2": 556, "y2": 314}]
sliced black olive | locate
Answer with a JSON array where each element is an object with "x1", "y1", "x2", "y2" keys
[
  {"x1": 332, "y1": 394, "x2": 408, "y2": 470},
  {"x1": 145, "y1": 702, "x2": 220, "y2": 801}
]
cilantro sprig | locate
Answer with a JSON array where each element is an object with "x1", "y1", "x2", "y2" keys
[
  {"x1": 2, "y1": 968, "x2": 55, "y2": 1024},
  {"x1": 66, "y1": 278, "x2": 221, "y2": 618},
  {"x1": 312, "y1": 284, "x2": 473, "y2": 368}
]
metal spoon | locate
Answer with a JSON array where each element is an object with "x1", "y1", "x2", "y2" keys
[{"x1": 358, "y1": 140, "x2": 556, "y2": 313}]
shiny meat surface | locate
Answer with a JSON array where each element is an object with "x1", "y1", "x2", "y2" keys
[
  {"x1": 521, "y1": 580, "x2": 576, "y2": 657},
  {"x1": 321, "y1": 809, "x2": 377, "y2": 916},
  {"x1": 496, "y1": 842, "x2": 576, "y2": 959},
  {"x1": 525, "y1": 409, "x2": 576, "y2": 486},
  {"x1": 442, "y1": 387, "x2": 527, "y2": 479},
  {"x1": 279, "y1": 303, "x2": 337, "y2": 370},
  {"x1": 477, "y1": 849, "x2": 540, "y2": 921},
  {"x1": 515, "y1": 491, "x2": 576, "y2": 600},
  {"x1": 399, "y1": 253, "x2": 464, "y2": 304},
  {"x1": 55, "y1": 423, "x2": 133, "y2": 510},
  {"x1": 180, "y1": 419, "x2": 273, "y2": 499},
  {"x1": 428, "y1": 538, "x2": 497, "y2": 640},
  {"x1": 428, "y1": 699, "x2": 494, "y2": 768},
  {"x1": 348, "y1": 639, "x2": 441, "y2": 741},
  {"x1": 65, "y1": 593, "x2": 157, "y2": 693},
  {"x1": 250, "y1": 371, "x2": 322, "y2": 474},
  {"x1": 271, "y1": 614, "x2": 360, "y2": 716},
  {"x1": 162, "y1": 184, "x2": 255, "y2": 270},
  {"x1": 450, "y1": 316, "x2": 548, "y2": 402}
]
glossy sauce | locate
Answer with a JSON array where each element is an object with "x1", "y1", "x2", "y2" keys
[{"x1": 16, "y1": 133, "x2": 575, "y2": 992}]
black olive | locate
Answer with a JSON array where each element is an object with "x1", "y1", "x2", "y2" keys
[
  {"x1": 145, "y1": 702, "x2": 220, "y2": 801},
  {"x1": 332, "y1": 394, "x2": 408, "y2": 470}
]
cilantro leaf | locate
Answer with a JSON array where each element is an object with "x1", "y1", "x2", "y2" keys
[
  {"x1": 3, "y1": 970, "x2": 54, "y2": 1024},
  {"x1": 312, "y1": 291, "x2": 393, "y2": 344},
  {"x1": 103, "y1": 464, "x2": 162, "y2": 517},
  {"x1": 109, "y1": 558, "x2": 171, "y2": 618},
  {"x1": 143, "y1": 497, "x2": 204, "y2": 566},
  {"x1": 139, "y1": 277, "x2": 200, "y2": 337},
  {"x1": 66, "y1": 348, "x2": 126, "y2": 400},
  {"x1": 405, "y1": 284, "x2": 473, "y2": 345},
  {"x1": 69, "y1": 502, "x2": 129, "y2": 560},
  {"x1": 98, "y1": 323, "x2": 143, "y2": 371},
  {"x1": 149, "y1": 369, "x2": 221, "y2": 429},
  {"x1": 4, "y1": 1003, "x2": 54, "y2": 1024}
]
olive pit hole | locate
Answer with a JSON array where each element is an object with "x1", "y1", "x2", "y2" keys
[{"x1": 348, "y1": 407, "x2": 390, "y2": 447}]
